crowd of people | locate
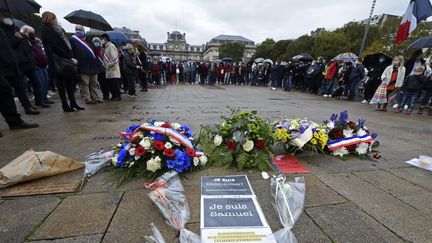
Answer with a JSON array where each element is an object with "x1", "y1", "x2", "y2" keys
[{"x1": 0, "y1": 9, "x2": 431, "y2": 137}]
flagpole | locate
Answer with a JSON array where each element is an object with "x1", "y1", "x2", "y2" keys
[{"x1": 359, "y1": 0, "x2": 377, "y2": 57}]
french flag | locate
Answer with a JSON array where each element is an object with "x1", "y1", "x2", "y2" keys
[{"x1": 395, "y1": 0, "x2": 432, "y2": 45}]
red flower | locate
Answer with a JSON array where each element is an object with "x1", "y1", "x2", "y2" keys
[
  {"x1": 348, "y1": 121, "x2": 356, "y2": 129},
  {"x1": 256, "y1": 140, "x2": 265, "y2": 150},
  {"x1": 135, "y1": 146, "x2": 147, "y2": 156},
  {"x1": 130, "y1": 135, "x2": 141, "y2": 144},
  {"x1": 227, "y1": 140, "x2": 237, "y2": 150},
  {"x1": 347, "y1": 144, "x2": 357, "y2": 152},
  {"x1": 164, "y1": 148, "x2": 175, "y2": 157},
  {"x1": 161, "y1": 123, "x2": 172, "y2": 128},
  {"x1": 331, "y1": 128, "x2": 344, "y2": 139},
  {"x1": 153, "y1": 141, "x2": 165, "y2": 151},
  {"x1": 186, "y1": 149, "x2": 196, "y2": 157},
  {"x1": 373, "y1": 153, "x2": 381, "y2": 159}
]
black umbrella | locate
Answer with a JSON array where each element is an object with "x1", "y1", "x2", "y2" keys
[
  {"x1": 221, "y1": 57, "x2": 234, "y2": 62},
  {"x1": 363, "y1": 52, "x2": 393, "y2": 69},
  {"x1": 0, "y1": 0, "x2": 40, "y2": 15},
  {"x1": 64, "y1": 9, "x2": 113, "y2": 31},
  {"x1": 293, "y1": 53, "x2": 313, "y2": 61},
  {"x1": 408, "y1": 36, "x2": 432, "y2": 49}
]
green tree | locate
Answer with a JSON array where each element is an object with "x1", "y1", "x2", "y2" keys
[
  {"x1": 219, "y1": 42, "x2": 246, "y2": 62},
  {"x1": 311, "y1": 30, "x2": 351, "y2": 60},
  {"x1": 252, "y1": 38, "x2": 275, "y2": 59}
]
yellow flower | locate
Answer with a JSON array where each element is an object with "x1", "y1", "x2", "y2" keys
[
  {"x1": 276, "y1": 128, "x2": 290, "y2": 143},
  {"x1": 310, "y1": 138, "x2": 318, "y2": 145}
]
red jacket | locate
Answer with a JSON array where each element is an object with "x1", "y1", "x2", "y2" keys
[{"x1": 325, "y1": 62, "x2": 337, "y2": 80}]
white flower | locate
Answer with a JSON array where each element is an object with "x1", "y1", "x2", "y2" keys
[
  {"x1": 129, "y1": 148, "x2": 136, "y2": 156},
  {"x1": 128, "y1": 162, "x2": 135, "y2": 168},
  {"x1": 146, "y1": 157, "x2": 161, "y2": 172},
  {"x1": 199, "y1": 155, "x2": 208, "y2": 166},
  {"x1": 326, "y1": 121, "x2": 335, "y2": 130},
  {"x1": 193, "y1": 157, "x2": 200, "y2": 166},
  {"x1": 111, "y1": 156, "x2": 118, "y2": 165},
  {"x1": 214, "y1": 135, "x2": 223, "y2": 146},
  {"x1": 154, "y1": 156, "x2": 161, "y2": 163},
  {"x1": 169, "y1": 137, "x2": 181, "y2": 146},
  {"x1": 137, "y1": 132, "x2": 145, "y2": 138},
  {"x1": 134, "y1": 155, "x2": 141, "y2": 160},
  {"x1": 116, "y1": 143, "x2": 122, "y2": 148},
  {"x1": 332, "y1": 147, "x2": 349, "y2": 157},
  {"x1": 243, "y1": 140, "x2": 254, "y2": 152},
  {"x1": 139, "y1": 138, "x2": 152, "y2": 149},
  {"x1": 343, "y1": 129, "x2": 354, "y2": 138},
  {"x1": 154, "y1": 121, "x2": 164, "y2": 127},
  {"x1": 172, "y1": 123, "x2": 181, "y2": 130},
  {"x1": 357, "y1": 128, "x2": 367, "y2": 137},
  {"x1": 356, "y1": 143, "x2": 369, "y2": 155},
  {"x1": 164, "y1": 142, "x2": 173, "y2": 149}
]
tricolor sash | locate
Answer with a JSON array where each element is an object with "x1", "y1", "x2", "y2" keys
[
  {"x1": 71, "y1": 35, "x2": 95, "y2": 59},
  {"x1": 327, "y1": 134, "x2": 374, "y2": 151}
]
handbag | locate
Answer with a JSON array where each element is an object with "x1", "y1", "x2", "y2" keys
[{"x1": 52, "y1": 53, "x2": 77, "y2": 75}]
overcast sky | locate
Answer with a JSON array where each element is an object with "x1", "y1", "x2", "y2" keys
[{"x1": 39, "y1": 0, "x2": 409, "y2": 45}]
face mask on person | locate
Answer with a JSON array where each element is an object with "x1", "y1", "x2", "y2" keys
[
  {"x1": 75, "y1": 30, "x2": 85, "y2": 38},
  {"x1": 93, "y1": 41, "x2": 101, "y2": 47},
  {"x1": 2, "y1": 17, "x2": 13, "y2": 26}
]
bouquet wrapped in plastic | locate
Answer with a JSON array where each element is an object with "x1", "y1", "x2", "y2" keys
[
  {"x1": 144, "y1": 171, "x2": 200, "y2": 243},
  {"x1": 268, "y1": 175, "x2": 305, "y2": 243}
]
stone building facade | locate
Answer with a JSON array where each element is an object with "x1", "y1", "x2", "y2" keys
[
  {"x1": 147, "y1": 31, "x2": 204, "y2": 61},
  {"x1": 203, "y1": 34, "x2": 256, "y2": 62}
]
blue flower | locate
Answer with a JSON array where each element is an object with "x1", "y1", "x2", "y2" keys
[
  {"x1": 371, "y1": 133, "x2": 378, "y2": 139},
  {"x1": 329, "y1": 114, "x2": 338, "y2": 122},
  {"x1": 148, "y1": 133, "x2": 165, "y2": 141},
  {"x1": 149, "y1": 120, "x2": 157, "y2": 125},
  {"x1": 358, "y1": 119, "x2": 366, "y2": 129},
  {"x1": 117, "y1": 149, "x2": 128, "y2": 168},
  {"x1": 180, "y1": 125, "x2": 193, "y2": 138},
  {"x1": 339, "y1": 110, "x2": 349, "y2": 123},
  {"x1": 125, "y1": 125, "x2": 140, "y2": 134},
  {"x1": 166, "y1": 149, "x2": 191, "y2": 173},
  {"x1": 121, "y1": 142, "x2": 131, "y2": 150}
]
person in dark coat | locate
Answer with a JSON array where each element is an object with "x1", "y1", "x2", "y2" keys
[
  {"x1": 70, "y1": 25, "x2": 101, "y2": 104},
  {"x1": 122, "y1": 44, "x2": 140, "y2": 96},
  {"x1": 41, "y1": 11, "x2": 84, "y2": 112},
  {"x1": 137, "y1": 49, "x2": 148, "y2": 91},
  {"x1": 92, "y1": 37, "x2": 109, "y2": 100},
  {"x1": 362, "y1": 63, "x2": 387, "y2": 103},
  {"x1": 396, "y1": 66, "x2": 427, "y2": 114},
  {"x1": 0, "y1": 16, "x2": 40, "y2": 115},
  {"x1": 418, "y1": 71, "x2": 432, "y2": 115},
  {"x1": 310, "y1": 58, "x2": 325, "y2": 94},
  {"x1": 198, "y1": 62, "x2": 208, "y2": 85},
  {"x1": 0, "y1": 10, "x2": 39, "y2": 134},
  {"x1": 346, "y1": 59, "x2": 366, "y2": 101}
]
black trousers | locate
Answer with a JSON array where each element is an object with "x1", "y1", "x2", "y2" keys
[
  {"x1": 23, "y1": 69, "x2": 43, "y2": 105},
  {"x1": 125, "y1": 73, "x2": 136, "y2": 95},
  {"x1": 56, "y1": 74, "x2": 77, "y2": 107},
  {"x1": 6, "y1": 75, "x2": 31, "y2": 109},
  {"x1": 98, "y1": 72, "x2": 109, "y2": 99},
  {"x1": 0, "y1": 74, "x2": 23, "y2": 126},
  {"x1": 138, "y1": 71, "x2": 147, "y2": 90},
  {"x1": 107, "y1": 78, "x2": 121, "y2": 99}
]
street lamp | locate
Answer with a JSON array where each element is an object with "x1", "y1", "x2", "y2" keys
[{"x1": 359, "y1": 0, "x2": 377, "y2": 57}]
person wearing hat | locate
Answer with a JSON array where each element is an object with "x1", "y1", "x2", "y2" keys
[
  {"x1": 122, "y1": 43, "x2": 141, "y2": 97},
  {"x1": 100, "y1": 33, "x2": 121, "y2": 101}
]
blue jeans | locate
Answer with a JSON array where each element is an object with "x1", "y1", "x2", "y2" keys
[
  {"x1": 398, "y1": 91, "x2": 419, "y2": 111},
  {"x1": 283, "y1": 75, "x2": 292, "y2": 89},
  {"x1": 35, "y1": 67, "x2": 49, "y2": 103},
  {"x1": 322, "y1": 78, "x2": 334, "y2": 95}
]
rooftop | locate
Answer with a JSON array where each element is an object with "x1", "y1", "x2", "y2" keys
[{"x1": 211, "y1": 34, "x2": 254, "y2": 44}]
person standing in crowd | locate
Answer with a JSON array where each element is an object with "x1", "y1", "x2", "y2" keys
[
  {"x1": 245, "y1": 62, "x2": 252, "y2": 85},
  {"x1": 137, "y1": 48, "x2": 148, "y2": 92},
  {"x1": 418, "y1": 71, "x2": 432, "y2": 115},
  {"x1": 198, "y1": 62, "x2": 208, "y2": 85},
  {"x1": 371, "y1": 56, "x2": 405, "y2": 111},
  {"x1": 151, "y1": 59, "x2": 161, "y2": 85},
  {"x1": 0, "y1": 10, "x2": 39, "y2": 135},
  {"x1": 283, "y1": 61, "x2": 294, "y2": 91},
  {"x1": 165, "y1": 59, "x2": 176, "y2": 84},
  {"x1": 310, "y1": 58, "x2": 325, "y2": 95},
  {"x1": 122, "y1": 44, "x2": 140, "y2": 97},
  {"x1": 236, "y1": 62, "x2": 244, "y2": 85},
  {"x1": 208, "y1": 62, "x2": 216, "y2": 85},
  {"x1": 395, "y1": 66, "x2": 426, "y2": 115},
  {"x1": 362, "y1": 60, "x2": 387, "y2": 104},
  {"x1": 24, "y1": 25, "x2": 54, "y2": 106},
  {"x1": 19, "y1": 26, "x2": 46, "y2": 109},
  {"x1": 216, "y1": 63, "x2": 224, "y2": 84},
  {"x1": 177, "y1": 61, "x2": 183, "y2": 83},
  {"x1": 92, "y1": 37, "x2": 109, "y2": 100},
  {"x1": 186, "y1": 59, "x2": 195, "y2": 84},
  {"x1": 41, "y1": 11, "x2": 84, "y2": 112},
  {"x1": 70, "y1": 25, "x2": 101, "y2": 105},
  {"x1": 322, "y1": 60, "x2": 337, "y2": 97},
  {"x1": 100, "y1": 33, "x2": 121, "y2": 101},
  {"x1": 346, "y1": 59, "x2": 365, "y2": 101},
  {"x1": 224, "y1": 63, "x2": 232, "y2": 85},
  {"x1": 0, "y1": 14, "x2": 40, "y2": 115}
]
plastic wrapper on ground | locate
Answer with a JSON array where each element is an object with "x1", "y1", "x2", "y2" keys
[
  {"x1": 144, "y1": 171, "x2": 200, "y2": 243},
  {"x1": 83, "y1": 150, "x2": 114, "y2": 176},
  {"x1": 144, "y1": 223, "x2": 166, "y2": 243},
  {"x1": 267, "y1": 175, "x2": 305, "y2": 243}
]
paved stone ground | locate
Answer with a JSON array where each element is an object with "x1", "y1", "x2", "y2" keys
[{"x1": 0, "y1": 84, "x2": 431, "y2": 242}]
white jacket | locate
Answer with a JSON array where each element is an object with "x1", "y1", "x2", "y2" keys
[
  {"x1": 103, "y1": 42, "x2": 121, "y2": 79},
  {"x1": 381, "y1": 65, "x2": 406, "y2": 88}
]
